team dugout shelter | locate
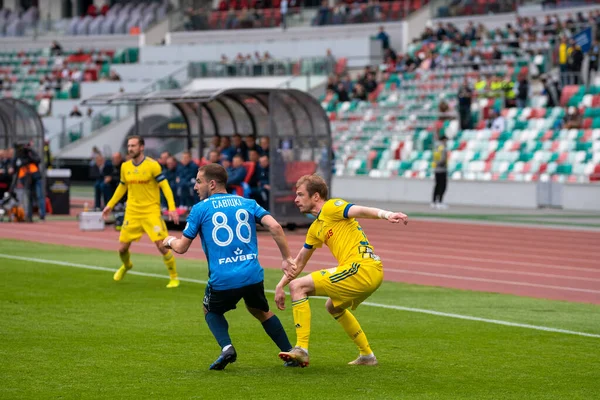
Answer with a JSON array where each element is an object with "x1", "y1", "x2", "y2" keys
[
  {"x1": 0, "y1": 98, "x2": 46, "y2": 195},
  {"x1": 83, "y1": 87, "x2": 333, "y2": 227}
]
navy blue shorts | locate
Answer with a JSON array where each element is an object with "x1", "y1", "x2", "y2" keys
[{"x1": 203, "y1": 281, "x2": 269, "y2": 315}]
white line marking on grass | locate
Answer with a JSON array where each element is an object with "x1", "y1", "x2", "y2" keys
[
  {"x1": 1, "y1": 253, "x2": 599, "y2": 339},
  {"x1": 385, "y1": 269, "x2": 600, "y2": 294}
]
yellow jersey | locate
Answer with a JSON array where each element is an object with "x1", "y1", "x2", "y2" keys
[
  {"x1": 111, "y1": 157, "x2": 168, "y2": 216},
  {"x1": 304, "y1": 199, "x2": 381, "y2": 266}
]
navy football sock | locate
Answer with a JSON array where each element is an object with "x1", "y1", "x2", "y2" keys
[
  {"x1": 205, "y1": 312, "x2": 232, "y2": 349},
  {"x1": 262, "y1": 315, "x2": 292, "y2": 352}
]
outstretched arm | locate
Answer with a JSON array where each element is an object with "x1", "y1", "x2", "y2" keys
[
  {"x1": 274, "y1": 246, "x2": 315, "y2": 310},
  {"x1": 163, "y1": 235, "x2": 193, "y2": 254},
  {"x1": 346, "y1": 205, "x2": 408, "y2": 225},
  {"x1": 260, "y1": 214, "x2": 296, "y2": 277}
]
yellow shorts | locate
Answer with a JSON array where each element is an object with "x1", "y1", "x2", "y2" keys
[
  {"x1": 311, "y1": 260, "x2": 383, "y2": 310},
  {"x1": 118, "y1": 213, "x2": 168, "y2": 243}
]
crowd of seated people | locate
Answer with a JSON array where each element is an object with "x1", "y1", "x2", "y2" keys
[
  {"x1": 184, "y1": 0, "x2": 303, "y2": 30},
  {"x1": 156, "y1": 135, "x2": 272, "y2": 210},
  {"x1": 326, "y1": 10, "x2": 600, "y2": 118}
]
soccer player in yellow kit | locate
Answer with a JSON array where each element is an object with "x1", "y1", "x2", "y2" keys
[
  {"x1": 102, "y1": 136, "x2": 181, "y2": 288},
  {"x1": 276, "y1": 174, "x2": 408, "y2": 367}
]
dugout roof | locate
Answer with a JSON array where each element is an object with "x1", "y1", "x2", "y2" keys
[
  {"x1": 82, "y1": 87, "x2": 332, "y2": 226},
  {"x1": 0, "y1": 98, "x2": 45, "y2": 155},
  {"x1": 81, "y1": 87, "x2": 330, "y2": 143}
]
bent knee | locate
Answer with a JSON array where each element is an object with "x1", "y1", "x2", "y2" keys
[{"x1": 289, "y1": 279, "x2": 304, "y2": 295}]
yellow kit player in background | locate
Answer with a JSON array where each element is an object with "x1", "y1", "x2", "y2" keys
[
  {"x1": 276, "y1": 174, "x2": 408, "y2": 367},
  {"x1": 101, "y1": 136, "x2": 181, "y2": 288}
]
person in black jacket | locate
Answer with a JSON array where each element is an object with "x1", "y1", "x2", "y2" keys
[
  {"x1": 254, "y1": 155, "x2": 270, "y2": 210},
  {"x1": 90, "y1": 153, "x2": 113, "y2": 210},
  {"x1": 569, "y1": 42, "x2": 584, "y2": 85},
  {"x1": 588, "y1": 40, "x2": 599, "y2": 85}
]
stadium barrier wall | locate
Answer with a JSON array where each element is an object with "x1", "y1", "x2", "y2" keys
[
  {"x1": 0, "y1": 34, "x2": 140, "y2": 51},
  {"x1": 562, "y1": 184, "x2": 600, "y2": 212},
  {"x1": 162, "y1": 22, "x2": 404, "y2": 61},
  {"x1": 331, "y1": 176, "x2": 600, "y2": 211}
]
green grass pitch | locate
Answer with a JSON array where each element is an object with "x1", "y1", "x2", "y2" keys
[{"x1": 0, "y1": 239, "x2": 599, "y2": 399}]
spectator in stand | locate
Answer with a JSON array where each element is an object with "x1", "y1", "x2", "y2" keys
[
  {"x1": 259, "y1": 136, "x2": 270, "y2": 157},
  {"x1": 516, "y1": 74, "x2": 529, "y2": 109},
  {"x1": 163, "y1": 156, "x2": 181, "y2": 208},
  {"x1": 244, "y1": 135, "x2": 261, "y2": 157},
  {"x1": 109, "y1": 70, "x2": 122, "y2": 82},
  {"x1": 336, "y1": 82, "x2": 350, "y2": 102},
  {"x1": 488, "y1": 109, "x2": 506, "y2": 132},
  {"x1": 438, "y1": 101, "x2": 453, "y2": 122},
  {"x1": 325, "y1": 49, "x2": 337, "y2": 74},
  {"x1": 50, "y1": 41, "x2": 63, "y2": 56},
  {"x1": 558, "y1": 37, "x2": 569, "y2": 86},
  {"x1": 314, "y1": 0, "x2": 330, "y2": 26},
  {"x1": 247, "y1": 149, "x2": 261, "y2": 190},
  {"x1": 220, "y1": 136, "x2": 235, "y2": 160},
  {"x1": 352, "y1": 83, "x2": 367, "y2": 101},
  {"x1": 254, "y1": 155, "x2": 270, "y2": 210},
  {"x1": 158, "y1": 151, "x2": 171, "y2": 170},
  {"x1": 569, "y1": 41, "x2": 584, "y2": 85},
  {"x1": 226, "y1": 154, "x2": 248, "y2": 193},
  {"x1": 502, "y1": 76, "x2": 516, "y2": 108},
  {"x1": 109, "y1": 152, "x2": 126, "y2": 208},
  {"x1": 91, "y1": 154, "x2": 113, "y2": 211},
  {"x1": 326, "y1": 75, "x2": 338, "y2": 92},
  {"x1": 375, "y1": 26, "x2": 390, "y2": 52},
  {"x1": 588, "y1": 40, "x2": 599, "y2": 85},
  {"x1": 280, "y1": 0, "x2": 288, "y2": 30},
  {"x1": 492, "y1": 45, "x2": 502, "y2": 60},
  {"x1": 564, "y1": 106, "x2": 582, "y2": 130},
  {"x1": 231, "y1": 134, "x2": 246, "y2": 160},
  {"x1": 208, "y1": 150, "x2": 221, "y2": 164},
  {"x1": 457, "y1": 79, "x2": 472, "y2": 130},
  {"x1": 225, "y1": 9, "x2": 238, "y2": 29},
  {"x1": 177, "y1": 151, "x2": 199, "y2": 208},
  {"x1": 340, "y1": 74, "x2": 354, "y2": 94},
  {"x1": 208, "y1": 136, "x2": 221, "y2": 154},
  {"x1": 541, "y1": 75, "x2": 561, "y2": 108},
  {"x1": 70, "y1": 106, "x2": 83, "y2": 117}
]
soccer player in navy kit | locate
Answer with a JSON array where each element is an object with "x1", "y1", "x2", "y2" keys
[{"x1": 164, "y1": 163, "x2": 296, "y2": 370}]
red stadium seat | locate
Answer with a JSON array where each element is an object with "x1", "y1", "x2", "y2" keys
[
  {"x1": 230, "y1": 161, "x2": 256, "y2": 197},
  {"x1": 274, "y1": 161, "x2": 317, "y2": 204}
]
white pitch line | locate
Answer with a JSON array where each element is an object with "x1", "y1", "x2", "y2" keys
[
  {"x1": 385, "y1": 269, "x2": 600, "y2": 294},
  {"x1": 1, "y1": 253, "x2": 599, "y2": 339}
]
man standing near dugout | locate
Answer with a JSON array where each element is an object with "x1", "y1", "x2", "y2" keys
[
  {"x1": 276, "y1": 174, "x2": 408, "y2": 367},
  {"x1": 102, "y1": 136, "x2": 181, "y2": 288}
]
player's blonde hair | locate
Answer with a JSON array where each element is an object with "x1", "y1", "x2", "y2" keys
[{"x1": 296, "y1": 174, "x2": 328, "y2": 200}]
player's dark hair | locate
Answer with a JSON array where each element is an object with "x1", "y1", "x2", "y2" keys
[
  {"x1": 200, "y1": 163, "x2": 228, "y2": 187},
  {"x1": 296, "y1": 174, "x2": 328, "y2": 200},
  {"x1": 128, "y1": 135, "x2": 145, "y2": 146}
]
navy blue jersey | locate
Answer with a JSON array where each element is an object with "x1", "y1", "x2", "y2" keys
[{"x1": 183, "y1": 193, "x2": 269, "y2": 290}]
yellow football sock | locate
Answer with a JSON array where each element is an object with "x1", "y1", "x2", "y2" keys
[
  {"x1": 333, "y1": 309, "x2": 372, "y2": 356},
  {"x1": 119, "y1": 250, "x2": 133, "y2": 268},
  {"x1": 291, "y1": 297, "x2": 311, "y2": 350},
  {"x1": 163, "y1": 250, "x2": 177, "y2": 279}
]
